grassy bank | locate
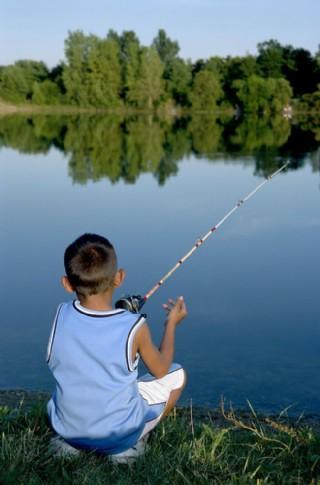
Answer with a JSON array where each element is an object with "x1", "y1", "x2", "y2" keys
[{"x1": 0, "y1": 394, "x2": 319, "y2": 484}]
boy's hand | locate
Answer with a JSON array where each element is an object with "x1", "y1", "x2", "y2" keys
[{"x1": 162, "y1": 296, "x2": 187, "y2": 326}]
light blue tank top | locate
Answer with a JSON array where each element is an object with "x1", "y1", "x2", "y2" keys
[{"x1": 46, "y1": 300, "x2": 148, "y2": 454}]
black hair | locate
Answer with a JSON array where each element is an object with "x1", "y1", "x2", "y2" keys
[{"x1": 64, "y1": 234, "x2": 117, "y2": 297}]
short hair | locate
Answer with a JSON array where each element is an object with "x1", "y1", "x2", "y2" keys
[{"x1": 64, "y1": 234, "x2": 117, "y2": 297}]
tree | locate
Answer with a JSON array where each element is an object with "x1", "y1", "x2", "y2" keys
[
  {"x1": 257, "y1": 39, "x2": 285, "y2": 78},
  {"x1": 233, "y1": 75, "x2": 292, "y2": 114},
  {"x1": 152, "y1": 29, "x2": 190, "y2": 105},
  {"x1": 152, "y1": 29, "x2": 179, "y2": 66},
  {"x1": 63, "y1": 31, "x2": 122, "y2": 107},
  {"x1": 223, "y1": 55, "x2": 258, "y2": 104},
  {"x1": 128, "y1": 47, "x2": 164, "y2": 109},
  {"x1": 63, "y1": 30, "x2": 95, "y2": 105},
  {"x1": 32, "y1": 80, "x2": 63, "y2": 105},
  {"x1": 0, "y1": 60, "x2": 49, "y2": 102},
  {"x1": 190, "y1": 70, "x2": 222, "y2": 111},
  {"x1": 49, "y1": 63, "x2": 67, "y2": 95},
  {"x1": 86, "y1": 37, "x2": 122, "y2": 107},
  {"x1": 116, "y1": 30, "x2": 141, "y2": 105},
  {"x1": 282, "y1": 46, "x2": 319, "y2": 97},
  {"x1": 165, "y1": 57, "x2": 192, "y2": 106}
]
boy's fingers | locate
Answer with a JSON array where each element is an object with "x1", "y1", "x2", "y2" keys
[
  {"x1": 177, "y1": 297, "x2": 185, "y2": 309},
  {"x1": 164, "y1": 296, "x2": 187, "y2": 314}
]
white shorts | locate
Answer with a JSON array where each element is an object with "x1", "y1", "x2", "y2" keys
[{"x1": 137, "y1": 363, "x2": 185, "y2": 439}]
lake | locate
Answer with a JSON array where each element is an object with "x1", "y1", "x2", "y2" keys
[{"x1": 0, "y1": 113, "x2": 319, "y2": 415}]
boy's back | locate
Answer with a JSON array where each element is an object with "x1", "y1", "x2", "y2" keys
[{"x1": 47, "y1": 300, "x2": 148, "y2": 454}]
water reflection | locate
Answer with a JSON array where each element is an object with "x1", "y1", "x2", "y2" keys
[{"x1": 0, "y1": 113, "x2": 319, "y2": 184}]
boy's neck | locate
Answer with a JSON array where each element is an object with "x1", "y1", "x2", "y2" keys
[{"x1": 78, "y1": 292, "x2": 114, "y2": 312}]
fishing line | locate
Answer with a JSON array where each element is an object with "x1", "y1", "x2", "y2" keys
[{"x1": 115, "y1": 161, "x2": 290, "y2": 312}]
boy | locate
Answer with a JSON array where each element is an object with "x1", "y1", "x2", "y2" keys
[{"x1": 46, "y1": 233, "x2": 187, "y2": 460}]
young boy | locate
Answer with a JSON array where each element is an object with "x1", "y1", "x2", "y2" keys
[{"x1": 46, "y1": 233, "x2": 187, "y2": 459}]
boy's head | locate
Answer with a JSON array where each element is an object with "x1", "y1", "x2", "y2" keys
[{"x1": 62, "y1": 234, "x2": 123, "y2": 298}]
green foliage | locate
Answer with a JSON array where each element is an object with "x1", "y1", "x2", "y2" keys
[
  {"x1": 116, "y1": 30, "x2": 141, "y2": 104},
  {"x1": 63, "y1": 31, "x2": 122, "y2": 107},
  {"x1": 128, "y1": 47, "x2": 164, "y2": 109},
  {"x1": 152, "y1": 30, "x2": 192, "y2": 107},
  {"x1": 299, "y1": 86, "x2": 320, "y2": 115},
  {"x1": 233, "y1": 75, "x2": 292, "y2": 114},
  {"x1": 0, "y1": 31, "x2": 319, "y2": 111},
  {"x1": 164, "y1": 57, "x2": 192, "y2": 106},
  {"x1": 152, "y1": 29, "x2": 180, "y2": 66},
  {"x1": 297, "y1": 85, "x2": 320, "y2": 140},
  {"x1": 257, "y1": 39, "x2": 285, "y2": 78},
  {"x1": 32, "y1": 80, "x2": 64, "y2": 105},
  {"x1": 257, "y1": 40, "x2": 320, "y2": 97},
  {"x1": 191, "y1": 70, "x2": 222, "y2": 111},
  {"x1": 0, "y1": 60, "x2": 49, "y2": 103},
  {"x1": 223, "y1": 55, "x2": 258, "y2": 104},
  {"x1": 87, "y1": 37, "x2": 122, "y2": 107},
  {"x1": 282, "y1": 46, "x2": 320, "y2": 97},
  {"x1": 204, "y1": 56, "x2": 227, "y2": 80},
  {"x1": 63, "y1": 30, "x2": 93, "y2": 105}
]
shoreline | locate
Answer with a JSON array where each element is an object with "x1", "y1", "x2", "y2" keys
[
  {"x1": 0, "y1": 101, "x2": 317, "y2": 122},
  {"x1": 0, "y1": 100, "x2": 230, "y2": 117},
  {"x1": 1, "y1": 389, "x2": 319, "y2": 431}
]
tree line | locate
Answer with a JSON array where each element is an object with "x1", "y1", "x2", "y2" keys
[
  {"x1": 0, "y1": 29, "x2": 319, "y2": 114},
  {"x1": 0, "y1": 113, "x2": 318, "y2": 185}
]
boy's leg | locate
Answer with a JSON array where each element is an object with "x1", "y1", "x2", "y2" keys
[
  {"x1": 161, "y1": 372, "x2": 187, "y2": 418},
  {"x1": 137, "y1": 363, "x2": 186, "y2": 438}
]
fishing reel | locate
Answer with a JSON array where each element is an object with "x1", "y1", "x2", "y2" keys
[{"x1": 115, "y1": 294, "x2": 145, "y2": 313}]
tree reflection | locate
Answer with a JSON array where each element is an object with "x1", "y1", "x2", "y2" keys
[
  {"x1": 0, "y1": 113, "x2": 318, "y2": 183},
  {"x1": 188, "y1": 114, "x2": 223, "y2": 156},
  {"x1": 64, "y1": 115, "x2": 124, "y2": 184}
]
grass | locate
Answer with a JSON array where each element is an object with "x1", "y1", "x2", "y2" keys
[{"x1": 0, "y1": 400, "x2": 319, "y2": 484}]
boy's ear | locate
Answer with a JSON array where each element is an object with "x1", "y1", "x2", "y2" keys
[
  {"x1": 113, "y1": 268, "x2": 126, "y2": 288},
  {"x1": 61, "y1": 276, "x2": 74, "y2": 293}
]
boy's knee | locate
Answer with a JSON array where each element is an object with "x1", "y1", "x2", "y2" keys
[
  {"x1": 170, "y1": 363, "x2": 186, "y2": 391},
  {"x1": 179, "y1": 367, "x2": 187, "y2": 390}
]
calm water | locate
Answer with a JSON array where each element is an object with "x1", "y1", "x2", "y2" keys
[{"x1": 0, "y1": 114, "x2": 319, "y2": 414}]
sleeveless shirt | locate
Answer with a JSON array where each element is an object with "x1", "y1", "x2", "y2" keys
[{"x1": 46, "y1": 300, "x2": 148, "y2": 454}]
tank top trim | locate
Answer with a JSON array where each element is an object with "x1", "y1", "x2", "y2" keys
[
  {"x1": 46, "y1": 303, "x2": 63, "y2": 363},
  {"x1": 73, "y1": 300, "x2": 126, "y2": 318},
  {"x1": 126, "y1": 315, "x2": 145, "y2": 372}
]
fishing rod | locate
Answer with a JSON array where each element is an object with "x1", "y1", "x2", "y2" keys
[{"x1": 115, "y1": 161, "x2": 290, "y2": 313}]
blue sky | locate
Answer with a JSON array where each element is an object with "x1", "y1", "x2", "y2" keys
[{"x1": 1, "y1": 0, "x2": 319, "y2": 67}]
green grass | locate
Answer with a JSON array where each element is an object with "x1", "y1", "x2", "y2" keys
[{"x1": 0, "y1": 402, "x2": 319, "y2": 484}]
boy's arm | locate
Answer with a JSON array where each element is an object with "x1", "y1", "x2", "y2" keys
[{"x1": 134, "y1": 297, "x2": 187, "y2": 378}]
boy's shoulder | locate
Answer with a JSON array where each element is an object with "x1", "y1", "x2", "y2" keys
[{"x1": 60, "y1": 300, "x2": 144, "y2": 324}]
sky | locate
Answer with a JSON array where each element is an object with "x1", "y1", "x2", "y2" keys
[{"x1": 1, "y1": 0, "x2": 319, "y2": 67}]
